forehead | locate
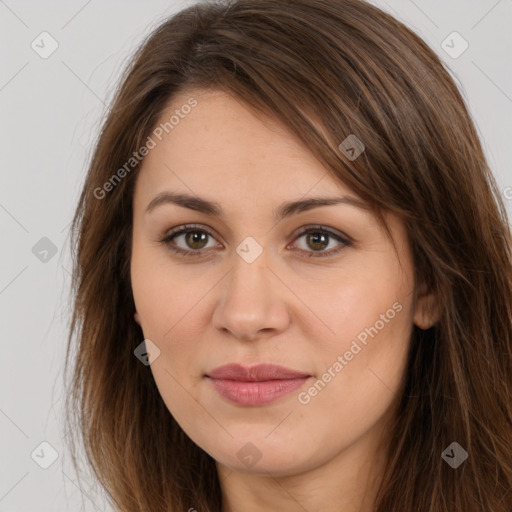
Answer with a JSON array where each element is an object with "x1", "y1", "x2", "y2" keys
[{"x1": 136, "y1": 88, "x2": 356, "y2": 202}]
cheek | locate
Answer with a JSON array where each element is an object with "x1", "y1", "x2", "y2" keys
[
  {"x1": 303, "y1": 265, "x2": 413, "y2": 401},
  {"x1": 305, "y1": 268, "x2": 408, "y2": 348},
  {"x1": 131, "y1": 245, "x2": 210, "y2": 339},
  {"x1": 131, "y1": 258, "x2": 211, "y2": 428},
  {"x1": 297, "y1": 291, "x2": 411, "y2": 453}
]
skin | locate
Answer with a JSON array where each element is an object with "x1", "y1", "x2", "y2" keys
[{"x1": 131, "y1": 88, "x2": 438, "y2": 512}]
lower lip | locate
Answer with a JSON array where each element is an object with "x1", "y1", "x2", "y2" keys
[{"x1": 207, "y1": 377, "x2": 310, "y2": 406}]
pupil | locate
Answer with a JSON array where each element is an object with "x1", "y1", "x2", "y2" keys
[
  {"x1": 186, "y1": 231, "x2": 207, "y2": 249},
  {"x1": 308, "y1": 233, "x2": 328, "y2": 251},
  {"x1": 183, "y1": 231, "x2": 329, "y2": 251}
]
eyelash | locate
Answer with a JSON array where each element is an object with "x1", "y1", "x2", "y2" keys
[{"x1": 160, "y1": 223, "x2": 352, "y2": 258}]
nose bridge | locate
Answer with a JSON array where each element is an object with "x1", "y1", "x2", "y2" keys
[
  {"x1": 226, "y1": 242, "x2": 273, "y2": 308},
  {"x1": 212, "y1": 241, "x2": 290, "y2": 338},
  {"x1": 227, "y1": 230, "x2": 273, "y2": 291}
]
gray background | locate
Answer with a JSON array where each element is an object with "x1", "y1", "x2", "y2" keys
[{"x1": 1, "y1": 1, "x2": 511, "y2": 510}]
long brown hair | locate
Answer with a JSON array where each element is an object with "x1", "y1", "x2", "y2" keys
[{"x1": 65, "y1": 0, "x2": 512, "y2": 510}]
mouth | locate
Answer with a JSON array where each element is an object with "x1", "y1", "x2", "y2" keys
[{"x1": 205, "y1": 363, "x2": 312, "y2": 406}]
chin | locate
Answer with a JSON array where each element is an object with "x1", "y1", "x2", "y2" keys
[{"x1": 209, "y1": 438, "x2": 316, "y2": 476}]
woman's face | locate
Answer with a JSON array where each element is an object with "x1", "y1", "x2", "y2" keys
[{"x1": 131, "y1": 88, "x2": 429, "y2": 477}]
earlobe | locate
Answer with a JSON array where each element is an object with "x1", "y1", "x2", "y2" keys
[
  {"x1": 413, "y1": 284, "x2": 440, "y2": 330},
  {"x1": 134, "y1": 311, "x2": 141, "y2": 326}
]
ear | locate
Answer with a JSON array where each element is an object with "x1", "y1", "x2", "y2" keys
[
  {"x1": 413, "y1": 281, "x2": 440, "y2": 330},
  {"x1": 134, "y1": 311, "x2": 141, "y2": 326}
]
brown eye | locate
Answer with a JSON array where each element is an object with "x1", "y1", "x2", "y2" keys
[
  {"x1": 292, "y1": 226, "x2": 352, "y2": 258},
  {"x1": 161, "y1": 224, "x2": 351, "y2": 259},
  {"x1": 162, "y1": 225, "x2": 219, "y2": 255},
  {"x1": 183, "y1": 230, "x2": 209, "y2": 250},
  {"x1": 305, "y1": 232, "x2": 329, "y2": 251}
]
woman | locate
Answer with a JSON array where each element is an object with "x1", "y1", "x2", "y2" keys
[{"x1": 65, "y1": 0, "x2": 512, "y2": 510}]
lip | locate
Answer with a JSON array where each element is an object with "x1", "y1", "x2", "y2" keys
[{"x1": 206, "y1": 363, "x2": 312, "y2": 406}]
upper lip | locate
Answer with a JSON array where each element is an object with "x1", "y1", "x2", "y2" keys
[{"x1": 206, "y1": 363, "x2": 311, "y2": 381}]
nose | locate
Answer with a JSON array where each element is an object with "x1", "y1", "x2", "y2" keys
[{"x1": 211, "y1": 249, "x2": 291, "y2": 342}]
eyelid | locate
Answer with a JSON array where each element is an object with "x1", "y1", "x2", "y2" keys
[
  {"x1": 161, "y1": 223, "x2": 223, "y2": 256},
  {"x1": 288, "y1": 225, "x2": 352, "y2": 258},
  {"x1": 160, "y1": 223, "x2": 352, "y2": 258},
  {"x1": 162, "y1": 223, "x2": 221, "y2": 241},
  {"x1": 290, "y1": 224, "x2": 352, "y2": 244}
]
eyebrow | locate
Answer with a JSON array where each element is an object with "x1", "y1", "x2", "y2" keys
[{"x1": 145, "y1": 191, "x2": 370, "y2": 221}]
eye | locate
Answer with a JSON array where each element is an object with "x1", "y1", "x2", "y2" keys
[
  {"x1": 160, "y1": 224, "x2": 352, "y2": 258},
  {"x1": 289, "y1": 226, "x2": 352, "y2": 258},
  {"x1": 161, "y1": 224, "x2": 220, "y2": 256}
]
